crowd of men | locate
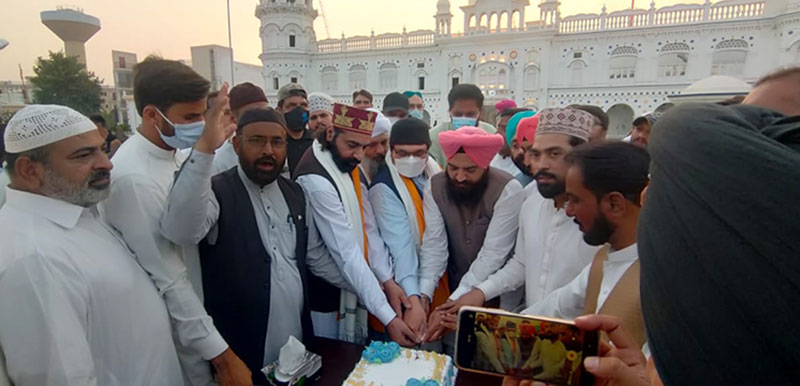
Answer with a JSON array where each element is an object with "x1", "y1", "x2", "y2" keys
[{"x1": 0, "y1": 55, "x2": 798, "y2": 386}]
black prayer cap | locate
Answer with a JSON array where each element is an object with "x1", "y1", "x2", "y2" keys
[
  {"x1": 237, "y1": 107, "x2": 287, "y2": 133},
  {"x1": 383, "y1": 92, "x2": 410, "y2": 114},
  {"x1": 390, "y1": 117, "x2": 431, "y2": 148}
]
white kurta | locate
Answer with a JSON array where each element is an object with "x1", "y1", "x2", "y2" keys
[
  {"x1": 211, "y1": 140, "x2": 239, "y2": 176},
  {"x1": 522, "y1": 243, "x2": 639, "y2": 319},
  {"x1": 100, "y1": 133, "x2": 227, "y2": 384},
  {"x1": 0, "y1": 167, "x2": 9, "y2": 208},
  {"x1": 160, "y1": 151, "x2": 352, "y2": 366},
  {"x1": 0, "y1": 189, "x2": 182, "y2": 386},
  {"x1": 489, "y1": 154, "x2": 522, "y2": 179},
  {"x1": 417, "y1": 177, "x2": 524, "y2": 301},
  {"x1": 475, "y1": 189, "x2": 601, "y2": 308},
  {"x1": 296, "y1": 174, "x2": 397, "y2": 325}
]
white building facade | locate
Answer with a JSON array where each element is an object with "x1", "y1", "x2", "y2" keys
[{"x1": 257, "y1": 0, "x2": 800, "y2": 137}]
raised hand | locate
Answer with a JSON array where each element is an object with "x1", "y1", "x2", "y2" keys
[
  {"x1": 195, "y1": 83, "x2": 237, "y2": 154},
  {"x1": 574, "y1": 314, "x2": 652, "y2": 386},
  {"x1": 435, "y1": 288, "x2": 486, "y2": 316}
]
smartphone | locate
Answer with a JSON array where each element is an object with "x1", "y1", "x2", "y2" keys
[{"x1": 454, "y1": 306, "x2": 598, "y2": 386}]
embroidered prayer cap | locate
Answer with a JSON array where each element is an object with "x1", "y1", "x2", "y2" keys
[
  {"x1": 308, "y1": 92, "x2": 334, "y2": 114},
  {"x1": 438, "y1": 126, "x2": 504, "y2": 169},
  {"x1": 229, "y1": 82, "x2": 268, "y2": 112},
  {"x1": 535, "y1": 107, "x2": 593, "y2": 142},
  {"x1": 332, "y1": 103, "x2": 376, "y2": 135},
  {"x1": 495, "y1": 99, "x2": 517, "y2": 112},
  {"x1": 516, "y1": 114, "x2": 539, "y2": 144},
  {"x1": 506, "y1": 110, "x2": 536, "y2": 145},
  {"x1": 367, "y1": 108, "x2": 391, "y2": 138},
  {"x1": 4, "y1": 104, "x2": 97, "y2": 154}
]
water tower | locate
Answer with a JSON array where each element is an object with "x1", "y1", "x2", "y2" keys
[{"x1": 41, "y1": 7, "x2": 101, "y2": 66}]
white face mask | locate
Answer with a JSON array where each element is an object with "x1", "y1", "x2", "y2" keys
[{"x1": 394, "y1": 156, "x2": 427, "y2": 178}]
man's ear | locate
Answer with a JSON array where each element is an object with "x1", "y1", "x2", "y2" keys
[
  {"x1": 325, "y1": 127, "x2": 335, "y2": 142},
  {"x1": 232, "y1": 133, "x2": 242, "y2": 156},
  {"x1": 604, "y1": 191, "x2": 628, "y2": 218},
  {"x1": 11, "y1": 156, "x2": 46, "y2": 191}
]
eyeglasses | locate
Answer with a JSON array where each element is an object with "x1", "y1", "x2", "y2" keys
[
  {"x1": 242, "y1": 136, "x2": 287, "y2": 149},
  {"x1": 393, "y1": 149, "x2": 428, "y2": 158}
]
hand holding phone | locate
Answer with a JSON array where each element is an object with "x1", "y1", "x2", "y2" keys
[{"x1": 454, "y1": 306, "x2": 599, "y2": 386}]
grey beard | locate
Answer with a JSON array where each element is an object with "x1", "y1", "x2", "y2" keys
[
  {"x1": 41, "y1": 167, "x2": 110, "y2": 207},
  {"x1": 360, "y1": 157, "x2": 384, "y2": 181}
]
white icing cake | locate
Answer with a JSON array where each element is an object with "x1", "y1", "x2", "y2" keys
[{"x1": 344, "y1": 347, "x2": 457, "y2": 386}]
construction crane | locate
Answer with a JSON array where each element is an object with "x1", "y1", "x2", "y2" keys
[{"x1": 317, "y1": 0, "x2": 331, "y2": 39}]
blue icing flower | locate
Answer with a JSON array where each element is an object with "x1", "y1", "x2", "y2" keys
[
  {"x1": 378, "y1": 347, "x2": 397, "y2": 363},
  {"x1": 388, "y1": 341, "x2": 400, "y2": 351},
  {"x1": 369, "y1": 341, "x2": 383, "y2": 350},
  {"x1": 423, "y1": 380, "x2": 440, "y2": 386},
  {"x1": 406, "y1": 379, "x2": 423, "y2": 386}
]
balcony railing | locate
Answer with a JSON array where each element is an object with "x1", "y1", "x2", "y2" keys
[{"x1": 316, "y1": 29, "x2": 435, "y2": 53}]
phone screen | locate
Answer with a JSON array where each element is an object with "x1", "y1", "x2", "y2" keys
[{"x1": 455, "y1": 307, "x2": 598, "y2": 386}]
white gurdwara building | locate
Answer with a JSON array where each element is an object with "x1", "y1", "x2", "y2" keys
[{"x1": 256, "y1": 0, "x2": 800, "y2": 137}]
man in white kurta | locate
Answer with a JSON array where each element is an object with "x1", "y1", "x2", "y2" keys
[
  {"x1": 464, "y1": 108, "x2": 602, "y2": 309},
  {"x1": 100, "y1": 58, "x2": 248, "y2": 385},
  {"x1": 0, "y1": 104, "x2": 182, "y2": 386}
]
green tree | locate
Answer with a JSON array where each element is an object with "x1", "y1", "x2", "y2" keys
[{"x1": 29, "y1": 51, "x2": 103, "y2": 116}]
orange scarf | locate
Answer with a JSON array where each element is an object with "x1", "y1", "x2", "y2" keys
[{"x1": 400, "y1": 176, "x2": 450, "y2": 313}]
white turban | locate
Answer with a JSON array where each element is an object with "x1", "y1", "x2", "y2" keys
[
  {"x1": 367, "y1": 108, "x2": 391, "y2": 138},
  {"x1": 4, "y1": 105, "x2": 97, "y2": 153},
  {"x1": 308, "y1": 92, "x2": 334, "y2": 114}
]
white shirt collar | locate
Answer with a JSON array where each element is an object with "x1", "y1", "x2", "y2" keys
[
  {"x1": 608, "y1": 242, "x2": 639, "y2": 263},
  {"x1": 3, "y1": 188, "x2": 89, "y2": 229},
  {"x1": 134, "y1": 130, "x2": 176, "y2": 160}
]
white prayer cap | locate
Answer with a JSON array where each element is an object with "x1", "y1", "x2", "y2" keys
[
  {"x1": 308, "y1": 92, "x2": 334, "y2": 113},
  {"x1": 367, "y1": 108, "x2": 391, "y2": 138},
  {"x1": 4, "y1": 104, "x2": 97, "y2": 154}
]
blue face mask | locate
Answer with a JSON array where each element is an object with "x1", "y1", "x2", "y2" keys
[
  {"x1": 451, "y1": 116, "x2": 477, "y2": 129},
  {"x1": 409, "y1": 109, "x2": 424, "y2": 120},
  {"x1": 155, "y1": 109, "x2": 205, "y2": 149}
]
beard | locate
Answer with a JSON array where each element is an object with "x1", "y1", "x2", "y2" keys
[
  {"x1": 41, "y1": 167, "x2": 110, "y2": 207},
  {"x1": 240, "y1": 154, "x2": 282, "y2": 186},
  {"x1": 578, "y1": 214, "x2": 616, "y2": 246},
  {"x1": 360, "y1": 155, "x2": 385, "y2": 181},
  {"x1": 534, "y1": 170, "x2": 565, "y2": 198},
  {"x1": 512, "y1": 154, "x2": 531, "y2": 176},
  {"x1": 445, "y1": 170, "x2": 490, "y2": 208},
  {"x1": 329, "y1": 140, "x2": 360, "y2": 173}
]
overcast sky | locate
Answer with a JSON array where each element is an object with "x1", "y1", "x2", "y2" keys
[{"x1": 1, "y1": 0, "x2": 702, "y2": 84}]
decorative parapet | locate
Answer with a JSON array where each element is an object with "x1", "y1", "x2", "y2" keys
[
  {"x1": 316, "y1": 29, "x2": 435, "y2": 53},
  {"x1": 559, "y1": 0, "x2": 764, "y2": 34}
]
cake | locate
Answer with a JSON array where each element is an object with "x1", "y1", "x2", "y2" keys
[{"x1": 344, "y1": 341, "x2": 457, "y2": 386}]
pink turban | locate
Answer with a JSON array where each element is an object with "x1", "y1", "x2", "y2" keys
[
  {"x1": 438, "y1": 126, "x2": 504, "y2": 169},
  {"x1": 494, "y1": 99, "x2": 517, "y2": 112},
  {"x1": 516, "y1": 115, "x2": 539, "y2": 144}
]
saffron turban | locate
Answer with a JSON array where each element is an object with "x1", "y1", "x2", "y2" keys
[
  {"x1": 516, "y1": 115, "x2": 539, "y2": 144},
  {"x1": 438, "y1": 126, "x2": 504, "y2": 169},
  {"x1": 505, "y1": 110, "x2": 536, "y2": 145}
]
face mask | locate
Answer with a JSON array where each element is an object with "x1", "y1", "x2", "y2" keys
[
  {"x1": 394, "y1": 156, "x2": 427, "y2": 178},
  {"x1": 284, "y1": 107, "x2": 309, "y2": 132},
  {"x1": 155, "y1": 109, "x2": 205, "y2": 149},
  {"x1": 451, "y1": 116, "x2": 477, "y2": 129},
  {"x1": 409, "y1": 109, "x2": 424, "y2": 120}
]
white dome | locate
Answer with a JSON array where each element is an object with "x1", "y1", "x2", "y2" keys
[
  {"x1": 670, "y1": 75, "x2": 751, "y2": 104},
  {"x1": 437, "y1": 0, "x2": 451, "y2": 13}
]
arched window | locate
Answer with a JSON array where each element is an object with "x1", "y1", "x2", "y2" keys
[
  {"x1": 499, "y1": 12, "x2": 508, "y2": 32},
  {"x1": 321, "y1": 66, "x2": 338, "y2": 92},
  {"x1": 497, "y1": 69, "x2": 507, "y2": 90},
  {"x1": 379, "y1": 63, "x2": 397, "y2": 90},
  {"x1": 569, "y1": 60, "x2": 587, "y2": 84},
  {"x1": 609, "y1": 46, "x2": 638, "y2": 80},
  {"x1": 658, "y1": 43, "x2": 690, "y2": 78},
  {"x1": 349, "y1": 64, "x2": 367, "y2": 91},
  {"x1": 524, "y1": 66, "x2": 539, "y2": 90},
  {"x1": 512, "y1": 10, "x2": 521, "y2": 29},
  {"x1": 711, "y1": 39, "x2": 748, "y2": 76}
]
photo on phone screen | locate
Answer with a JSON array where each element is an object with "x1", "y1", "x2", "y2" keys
[{"x1": 455, "y1": 307, "x2": 597, "y2": 386}]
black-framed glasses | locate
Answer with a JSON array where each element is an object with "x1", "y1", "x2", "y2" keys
[{"x1": 242, "y1": 136, "x2": 287, "y2": 149}]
